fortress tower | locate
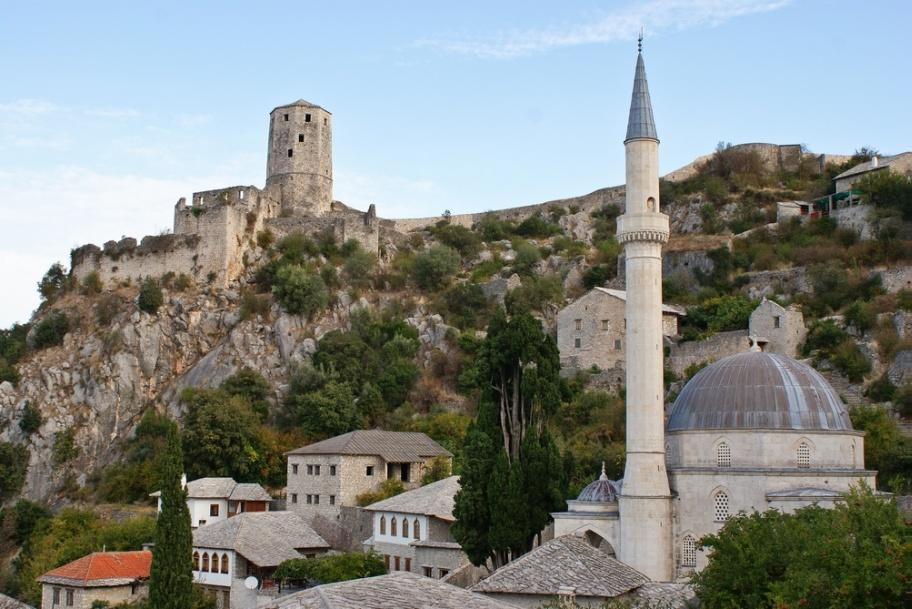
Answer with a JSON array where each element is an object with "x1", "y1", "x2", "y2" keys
[
  {"x1": 266, "y1": 100, "x2": 333, "y2": 215},
  {"x1": 616, "y1": 44, "x2": 674, "y2": 581}
]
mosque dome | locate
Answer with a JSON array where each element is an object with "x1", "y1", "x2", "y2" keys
[
  {"x1": 576, "y1": 464, "x2": 622, "y2": 503},
  {"x1": 667, "y1": 351, "x2": 853, "y2": 432}
]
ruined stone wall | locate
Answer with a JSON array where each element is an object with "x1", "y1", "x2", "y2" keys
[{"x1": 666, "y1": 330, "x2": 750, "y2": 375}]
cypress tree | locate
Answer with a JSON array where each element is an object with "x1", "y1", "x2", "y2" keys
[{"x1": 149, "y1": 421, "x2": 194, "y2": 609}]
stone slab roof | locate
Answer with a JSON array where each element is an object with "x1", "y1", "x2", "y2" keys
[
  {"x1": 150, "y1": 477, "x2": 271, "y2": 501},
  {"x1": 632, "y1": 583, "x2": 698, "y2": 608},
  {"x1": 766, "y1": 487, "x2": 844, "y2": 499},
  {"x1": 471, "y1": 535, "x2": 648, "y2": 598},
  {"x1": 192, "y1": 512, "x2": 328, "y2": 568},
  {"x1": 286, "y1": 430, "x2": 452, "y2": 462},
  {"x1": 265, "y1": 571, "x2": 516, "y2": 609},
  {"x1": 38, "y1": 551, "x2": 151, "y2": 588},
  {"x1": 593, "y1": 287, "x2": 686, "y2": 316},
  {"x1": 0, "y1": 593, "x2": 36, "y2": 609},
  {"x1": 834, "y1": 152, "x2": 912, "y2": 180},
  {"x1": 229, "y1": 482, "x2": 272, "y2": 501},
  {"x1": 364, "y1": 476, "x2": 459, "y2": 520}
]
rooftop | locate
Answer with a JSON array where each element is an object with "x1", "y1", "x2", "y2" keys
[
  {"x1": 150, "y1": 476, "x2": 271, "y2": 501},
  {"x1": 834, "y1": 152, "x2": 912, "y2": 180},
  {"x1": 364, "y1": 475, "x2": 460, "y2": 520},
  {"x1": 265, "y1": 571, "x2": 515, "y2": 609},
  {"x1": 625, "y1": 51, "x2": 658, "y2": 143},
  {"x1": 0, "y1": 593, "x2": 35, "y2": 609},
  {"x1": 471, "y1": 535, "x2": 648, "y2": 598},
  {"x1": 286, "y1": 430, "x2": 452, "y2": 462},
  {"x1": 38, "y1": 551, "x2": 151, "y2": 588},
  {"x1": 592, "y1": 287, "x2": 685, "y2": 316},
  {"x1": 192, "y1": 512, "x2": 328, "y2": 567},
  {"x1": 272, "y1": 99, "x2": 331, "y2": 114}
]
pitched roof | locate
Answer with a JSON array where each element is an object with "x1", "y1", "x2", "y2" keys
[
  {"x1": 192, "y1": 512, "x2": 328, "y2": 568},
  {"x1": 625, "y1": 52, "x2": 658, "y2": 142},
  {"x1": 150, "y1": 477, "x2": 271, "y2": 501},
  {"x1": 38, "y1": 551, "x2": 151, "y2": 588},
  {"x1": 364, "y1": 476, "x2": 459, "y2": 521},
  {"x1": 0, "y1": 592, "x2": 36, "y2": 609},
  {"x1": 264, "y1": 571, "x2": 516, "y2": 609},
  {"x1": 229, "y1": 482, "x2": 273, "y2": 502},
  {"x1": 592, "y1": 287, "x2": 686, "y2": 316},
  {"x1": 286, "y1": 430, "x2": 452, "y2": 462},
  {"x1": 471, "y1": 536, "x2": 648, "y2": 598},
  {"x1": 834, "y1": 152, "x2": 912, "y2": 180}
]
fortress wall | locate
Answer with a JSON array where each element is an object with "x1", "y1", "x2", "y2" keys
[
  {"x1": 666, "y1": 330, "x2": 750, "y2": 376},
  {"x1": 71, "y1": 235, "x2": 202, "y2": 287}
]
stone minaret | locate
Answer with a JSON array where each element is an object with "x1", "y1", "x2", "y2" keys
[
  {"x1": 266, "y1": 100, "x2": 333, "y2": 216},
  {"x1": 616, "y1": 43, "x2": 674, "y2": 581}
]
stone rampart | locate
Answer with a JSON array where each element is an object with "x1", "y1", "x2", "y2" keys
[{"x1": 666, "y1": 330, "x2": 750, "y2": 375}]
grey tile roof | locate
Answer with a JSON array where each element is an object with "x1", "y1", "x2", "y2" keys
[
  {"x1": 632, "y1": 583, "x2": 698, "y2": 608},
  {"x1": 0, "y1": 593, "x2": 35, "y2": 609},
  {"x1": 364, "y1": 476, "x2": 459, "y2": 521},
  {"x1": 286, "y1": 431, "x2": 452, "y2": 463},
  {"x1": 625, "y1": 52, "x2": 658, "y2": 142},
  {"x1": 594, "y1": 287, "x2": 685, "y2": 316},
  {"x1": 834, "y1": 152, "x2": 912, "y2": 180},
  {"x1": 471, "y1": 535, "x2": 648, "y2": 598},
  {"x1": 265, "y1": 571, "x2": 517, "y2": 609},
  {"x1": 192, "y1": 512, "x2": 328, "y2": 568},
  {"x1": 229, "y1": 482, "x2": 273, "y2": 502},
  {"x1": 150, "y1": 477, "x2": 271, "y2": 501}
]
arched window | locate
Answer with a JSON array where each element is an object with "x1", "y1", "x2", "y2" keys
[
  {"x1": 402, "y1": 518, "x2": 409, "y2": 538},
  {"x1": 646, "y1": 197, "x2": 656, "y2": 212},
  {"x1": 797, "y1": 442, "x2": 810, "y2": 468},
  {"x1": 221, "y1": 554, "x2": 229, "y2": 574},
  {"x1": 202, "y1": 553, "x2": 210, "y2": 572},
  {"x1": 717, "y1": 442, "x2": 731, "y2": 468},
  {"x1": 193, "y1": 551, "x2": 200, "y2": 571},
  {"x1": 379, "y1": 515, "x2": 386, "y2": 535},
  {"x1": 210, "y1": 553, "x2": 219, "y2": 573},
  {"x1": 413, "y1": 518, "x2": 420, "y2": 540},
  {"x1": 713, "y1": 490, "x2": 730, "y2": 522},
  {"x1": 391, "y1": 517, "x2": 398, "y2": 537},
  {"x1": 681, "y1": 535, "x2": 697, "y2": 568}
]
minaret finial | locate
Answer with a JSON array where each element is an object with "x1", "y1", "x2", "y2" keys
[
  {"x1": 638, "y1": 28, "x2": 644, "y2": 53},
  {"x1": 599, "y1": 461, "x2": 608, "y2": 480}
]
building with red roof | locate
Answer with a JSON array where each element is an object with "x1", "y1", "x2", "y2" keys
[{"x1": 37, "y1": 551, "x2": 150, "y2": 609}]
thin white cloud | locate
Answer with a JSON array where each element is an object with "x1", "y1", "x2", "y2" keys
[
  {"x1": 417, "y1": 0, "x2": 793, "y2": 58},
  {"x1": 0, "y1": 98, "x2": 59, "y2": 116},
  {"x1": 83, "y1": 107, "x2": 142, "y2": 119}
]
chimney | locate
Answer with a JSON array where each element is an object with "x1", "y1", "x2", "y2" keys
[
  {"x1": 872, "y1": 156, "x2": 879, "y2": 167},
  {"x1": 181, "y1": 473, "x2": 187, "y2": 489}
]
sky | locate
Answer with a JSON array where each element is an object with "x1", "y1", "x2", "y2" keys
[{"x1": 1, "y1": 0, "x2": 909, "y2": 327}]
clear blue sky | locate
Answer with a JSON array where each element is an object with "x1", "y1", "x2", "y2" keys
[{"x1": 1, "y1": 0, "x2": 909, "y2": 326}]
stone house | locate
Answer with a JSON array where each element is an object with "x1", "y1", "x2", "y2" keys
[
  {"x1": 191, "y1": 511, "x2": 329, "y2": 609},
  {"x1": 557, "y1": 287, "x2": 684, "y2": 370},
  {"x1": 363, "y1": 476, "x2": 467, "y2": 579},
  {"x1": 151, "y1": 476, "x2": 272, "y2": 529},
  {"x1": 38, "y1": 551, "x2": 151, "y2": 609},
  {"x1": 285, "y1": 431, "x2": 452, "y2": 521},
  {"x1": 834, "y1": 152, "x2": 912, "y2": 193},
  {"x1": 749, "y1": 297, "x2": 806, "y2": 358}
]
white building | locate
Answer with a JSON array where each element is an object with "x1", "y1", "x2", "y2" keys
[{"x1": 151, "y1": 477, "x2": 272, "y2": 529}]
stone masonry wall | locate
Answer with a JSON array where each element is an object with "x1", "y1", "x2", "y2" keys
[{"x1": 666, "y1": 330, "x2": 750, "y2": 375}]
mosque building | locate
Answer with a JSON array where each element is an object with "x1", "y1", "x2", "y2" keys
[{"x1": 551, "y1": 42, "x2": 877, "y2": 581}]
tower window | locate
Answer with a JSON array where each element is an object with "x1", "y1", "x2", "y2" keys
[
  {"x1": 713, "y1": 491, "x2": 730, "y2": 522},
  {"x1": 287, "y1": 149, "x2": 293, "y2": 157},
  {"x1": 681, "y1": 535, "x2": 696, "y2": 568},
  {"x1": 575, "y1": 319, "x2": 582, "y2": 331},
  {"x1": 298, "y1": 134, "x2": 304, "y2": 142},
  {"x1": 324, "y1": 117, "x2": 327, "y2": 125},
  {"x1": 601, "y1": 320, "x2": 610, "y2": 331},
  {"x1": 574, "y1": 338, "x2": 581, "y2": 348},
  {"x1": 774, "y1": 316, "x2": 781, "y2": 328},
  {"x1": 305, "y1": 113, "x2": 311, "y2": 122},
  {"x1": 717, "y1": 442, "x2": 731, "y2": 468},
  {"x1": 284, "y1": 113, "x2": 289, "y2": 121},
  {"x1": 614, "y1": 339, "x2": 622, "y2": 350},
  {"x1": 797, "y1": 442, "x2": 810, "y2": 468},
  {"x1": 646, "y1": 196, "x2": 656, "y2": 211}
]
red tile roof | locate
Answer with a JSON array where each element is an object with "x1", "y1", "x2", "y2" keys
[{"x1": 39, "y1": 551, "x2": 151, "y2": 587}]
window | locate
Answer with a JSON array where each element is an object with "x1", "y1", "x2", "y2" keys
[
  {"x1": 202, "y1": 553, "x2": 210, "y2": 572},
  {"x1": 307, "y1": 464, "x2": 313, "y2": 475},
  {"x1": 717, "y1": 442, "x2": 731, "y2": 468},
  {"x1": 66, "y1": 590, "x2": 74, "y2": 607},
  {"x1": 394, "y1": 556, "x2": 401, "y2": 571},
  {"x1": 575, "y1": 318, "x2": 582, "y2": 331},
  {"x1": 53, "y1": 588, "x2": 60, "y2": 605},
  {"x1": 198, "y1": 520, "x2": 206, "y2": 526},
  {"x1": 221, "y1": 554, "x2": 229, "y2": 574},
  {"x1": 614, "y1": 339, "x2": 622, "y2": 350},
  {"x1": 366, "y1": 466, "x2": 374, "y2": 476},
  {"x1": 287, "y1": 148, "x2": 293, "y2": 157},
  {"x1": 306, "y1": 494, "x2": 312, "y2": 504},
  {"x1": 713, "y1": 490, "x2": 730, "y2": 522},
  {"x1": 623, "y1": 318, "x2": 627, "y2": 330},
  {"x1": 298, "y1": 134, "x2": 304, "y2": 142},
  {"x1": 574, "y1": 337, "x2": 581, "y2": 348},
  {"x1": 305, "y1": 113, "x2": 312, "y2": 122},
  {"x1": 601, "y1": 319, "x2": 610, "y2": 331},
  {"x1": 315, "y1": 465, "x2": 321, "y2": 475},
  {"x1": 283, "y1": 113, "x2": 289, "y2": 121},
  {"x1": 292, "y1": 464, "x2": 298, "y2": 475},
  {"x1": 797, "y1": 442, "x2": 810, "y2": 468},
  {"x1": 424, "y1": 566, "x2": 433, "y2": 577},
  {"x1": 413, "y1": 518, "x2": 420, "y2": 540},
  {"x1": 774, "y1": 315, "x2": 781, "y2": 329},
  {"x1": 330, "y1": 465, "x2": 337, "y2": 476},
  {"x1": 646, "y1": 196, "x2": 656, "y2": 211},
  {"x1": 380, "y1": 515, "x2": 386, "y2": 535},
  {"x1": 402, "y1": 519, "x2": 409, "y2": 538},
  {"x1": 401, "y1": 464, "x2": 410, "y2": 483},
  {"x1": 210, "y1": 553, "x2": 219, "y2": 573},
  {"x1": 330, "y1": 495, "x2": 336, "y2": 505},
  {"x1": 681, "y1": 535, "x2": 697, "y2": 568},
  {"x1": 324, "y1": 117, "x2": 327, "y2": 125},
  {"x1": 404, "y1": 558, "x2": 411, "y2": 571},
  {"x1": 439, "y1": 569, "x2": 449, "y2": 578},
  {"x1": 291, "y1": 493, "x2": 298, "y2": 504},
  {"x1": 391, "y1": 517, "x2": 398, "y2": 536},
  {"x1": 314, "y1": 495, "x2": 320, "y2": 505},
  {"x1": 210, "y1": 504, "x2": 220, "y2": 517},
  {"x1": 193, "y1": 551, "x2": 200, "y2": 571}
]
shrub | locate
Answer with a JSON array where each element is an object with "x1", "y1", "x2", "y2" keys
[
  {"x1": 505, "y1": 274, "x2": 564, "y2": 315},
  {"x1": 475, "y1": 213, "x2": 514, "y2": 241},
  {"x1": 19, "y1": 401, "x2": 42, "y2": 435},
  {"x1": 470, "y1": 258, "x2": 505, "y2": 282},
  {"x1": 515, "y1": 214, "x2": 560, "y2": 238},
  {"x1": 0, "y1": 442, "x2": 28, "y2": 501},
  {"x1": 276, "y1": 232, "x2": 318, "y2": 264},
  {"x1": 32, "y1": 312, "x2": 70, "y2": 349},
  {"x1": 137, "y1": 278, "x2": 164, "y2": 314},
  {"x1": 865, "y1": 374, "x2": 897, "y2": 403},
  {"x1": 343, "y1": 247, "x2": 376, "y2": 288},
  {"x1": 830, "y1": 339, "x2": 871, "y2": 382},
  {"x1": 239, "y1": 289, "x2": 271, "y2": 321},
  {"x1": 173, "y1": 273, "x2": 192, "y2": 291},
  {"x1": 80, "y1": 271, "x2": 103, "y2": 295},
  {"x1": 413, "y1": 245, "x2": 461, "y2": 290},
  {"x1": 256, "y1": 229, "x2": 275, "y2": 249},
  {"x1": 802, "y1": 319, "x2": 849, "y2": 356},
  {"x1": 893, "y1": 384, "x2": 912, "y2": 418},
  {"x1": 582, "y1": 265, "x2": 613, "y2": 289},
  {"x1": 856, "y1": 169, "x2": 912, "y2": 220},
  {"x1": 683, "y1": 295, "x2": 755, "y2": 336},
  {"x1": 422, "y1": 455, "x2": 452, "y2": 484},
  {"x1": 38, "y1": 262, "x2": 68, "y2": 303},
  {"x1": 272, "y1": 266, "x2": 329, "y2": 318},
  {"x1": 95, "y1": 293, "x2": 122, "y2": 325},
  {"x1": 274, "y1": 552, "x2": 386, "y2": 584},
  {"x1": 52, "y1": 428, "x2": 79, "y2": 465},
  {"x1": 512, "y1": 242, "x2": 541, "y2": 275},
  {"x1": 430, "y1": 222, "x2": 482, "y2": 258},
  {"x1": 844, "y1": 300, "x2": 876, "y2": 333},
  {"x1": 356, "y1": 478, "x2": 406, "y2": 506},
  {"x1": 435, "y1": 283, "x2": 491, "y2": 330}
]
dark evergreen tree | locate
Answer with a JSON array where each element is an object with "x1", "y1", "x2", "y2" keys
[{"x1": 149, "y1": 421, "x2": 193, "y2": 609}]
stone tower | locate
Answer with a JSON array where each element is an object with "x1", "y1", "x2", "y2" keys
[
  {"x1": 616, "y1": 45, "x2": 674, "y2": 581},
  {"x1": 266, "y1": 100, "x2": 333, "y2": 215}
]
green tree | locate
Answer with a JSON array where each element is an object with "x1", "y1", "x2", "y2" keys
[
  {"x1": 343, "y1": 245, "x2": 377, "y2": 288},
  {"x1": 38, "y1": 263, "x2": 68, "y2": 303},
  {"x1": 31, "y1": 312, "x2": 70, "y2": 349},
  {"x1": 692, "y1": 485, "x2": 911, "y2": 609},
  {"x1": 413, "y1": 245, "x2": 461, "y2": 290},
  {"x1": 19, "y1": 401, "x2": 42, "y2": 435},
  {"x1": 221, "y1": 367, "x2": 272, "y2": 421},
  {"x1": 274, "y1": 551, "x2": 385, "y2": 584},
  {"x1": 272, "y1": 266, "x2": 329, "y2": 318},
  {"x1": 0, "y1": 442, "x2": 28, "y2": 501},
  {"x1": 857, "y1": 169, "x2": 912, "y2": 220},
  {"x1": 421, "y1": 455, "x2": 452, "y2": 484},
  {"x1": 137, "y1": 278, "x2": 164, "y2": 314},
  {"x1": 150, "y1": 422, "x2": 194, "y2": 609},
  {"x1": 288, "y1": 378, "x2": 359, "y2": 438}
]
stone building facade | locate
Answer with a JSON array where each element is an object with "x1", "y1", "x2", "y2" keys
[
  {"x1": 557, "y1": 287, "x2": 683, "y2": 371},
  {"x1": 38, "y1": 551, "x2": 151, "y2": 609},
  {"x1": 834, "y1": 152, "x2": 912, "y2": 193},
  {"x1": 749, "y1": 298, "x2": 806, "y2": 358}
]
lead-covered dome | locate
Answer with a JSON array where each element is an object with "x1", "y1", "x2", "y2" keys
[
  {"x1": 667, "y1": 351, "x2": 853, "y2": 432},
  {"x1": 577, "y1": 464, "x2": 622, "y2": 503}
]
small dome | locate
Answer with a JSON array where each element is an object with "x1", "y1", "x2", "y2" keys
[
  {"x1": 577, "y1": 464, "x2": 622, "y2": 502},
  {"x1": 667, "y1": 351, "x2": 853, "y2": 432}
]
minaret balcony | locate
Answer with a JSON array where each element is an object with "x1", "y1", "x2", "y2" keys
[{"x1": 616, "y1": 212, "x2": 670, "y2": 245}]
